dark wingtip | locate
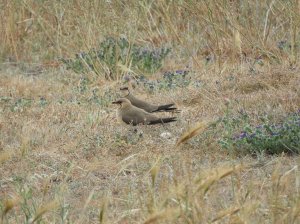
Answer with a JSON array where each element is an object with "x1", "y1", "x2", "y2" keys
[
  {"x1": 148, "y1": 117, "x2": 177, "y2": 125},
  {"x1": 167, "y1": 117, "x2": 177, "y2": 122},
  {"x1": 164, "y1": 107, "x2": 179, "y2": 112},
  {"x1": 153, "y1": 104, "x2": 179, "y2": 112}
]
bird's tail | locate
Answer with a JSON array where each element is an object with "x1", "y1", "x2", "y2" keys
[
  {"x1": 148, "y1": 117, "x2": 177, "y2": 125},
  {"x1": 154, "y1": 104, "x2": 178, "y2": 112}
]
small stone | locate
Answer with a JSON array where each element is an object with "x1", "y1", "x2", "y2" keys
[{"x1": 160, "y1": 132, "x2": 172, "y2": 139}]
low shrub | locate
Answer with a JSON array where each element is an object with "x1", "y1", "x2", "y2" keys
[
  {"x1": 219, "y1": 109, "x2": 300, "y2": 155},
  {"x1": 60, "y1": 37, "x2": 171, "y2": 79}
]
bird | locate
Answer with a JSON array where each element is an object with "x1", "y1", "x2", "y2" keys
[
  {"x1": 112, "y1": 98, "x2": 177, "y2": 125},
  {"x1": 119, "y1": 86, "x2": 178, "y2": 113}
]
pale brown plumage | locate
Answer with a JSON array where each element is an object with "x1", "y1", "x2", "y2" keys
[
  {"x1": 112, "y1": 98, "x2": 177, "y2": 126},
  {"x1": 120, "y1": 87, "x2": 178, "y2": 113}
]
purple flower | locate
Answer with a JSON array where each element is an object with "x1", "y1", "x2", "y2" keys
[
  {"x1": 239, "y1": 131, "x2": 247, "y2": 139},
  {"x1": 176, "y1": 70, "x2": 184, "y2": 74}
]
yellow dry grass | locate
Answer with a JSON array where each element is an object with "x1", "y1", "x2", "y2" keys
[
  {"x1": 1, "y1": 63, "x2": 299, "y2": 223},
  {"x1": 176, "y1": 121, "x2": 210, "y2": 146}
]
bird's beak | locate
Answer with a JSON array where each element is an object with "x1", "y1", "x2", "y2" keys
[
  {"x1": 112, "y1": 100, "x2": 123, "y2": 104},
  {"x1": 112, "y1": 100, "x2": 122, "y2": 108},
  {"x1": 120, "y1": 87, "x2": 129, "y2": 91}
]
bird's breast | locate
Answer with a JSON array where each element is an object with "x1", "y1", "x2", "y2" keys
[{"x1": 116, "y1": 109, "x2": 123, "y2": 123}]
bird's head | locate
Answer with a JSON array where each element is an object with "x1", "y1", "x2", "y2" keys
[
  {"x1": 112, "y1": 98, "x2": 131, "y2": 109},
  {"x1": 119, "y1": 86, "x2": 130, "y2": 97}
]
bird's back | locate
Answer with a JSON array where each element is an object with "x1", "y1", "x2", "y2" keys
[{"x1": 126, "y1": 94, "x2": 157, "y2": 112}]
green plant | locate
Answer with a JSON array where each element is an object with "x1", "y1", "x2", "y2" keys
[
  {"x1": 88, "y1": 87, "x2": 119, "y2": 107},
  {"x1": 127, "y1": 70, "x2": 192, "y2": 93},
  {"x1": 219, "y1": 109, "x2": 300, "y2": 155},
  {"x1": 11, "y1": 98, "x2": 33, "y2": 112},
  {"x1": 61, "y1": 37, "x2": 171, "y2": 79}
]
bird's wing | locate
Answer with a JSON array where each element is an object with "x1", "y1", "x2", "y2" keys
[
  {"x1": 127, "y1": 95, "x2": 157, "y2": 112},
  {"x1": 144, "y1": 111, "x2": 160, "y2": 122},
  {"x1": 121, "y1": 106, "x2": 157, "y2": 125}
]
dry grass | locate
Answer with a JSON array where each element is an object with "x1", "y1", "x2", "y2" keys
[
  {"x1": 1, "y1": 64, "x2": 299, "y2": 223},
  {"x1": 1, "y1": 0, "x2": 300, "y2": 223}
]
